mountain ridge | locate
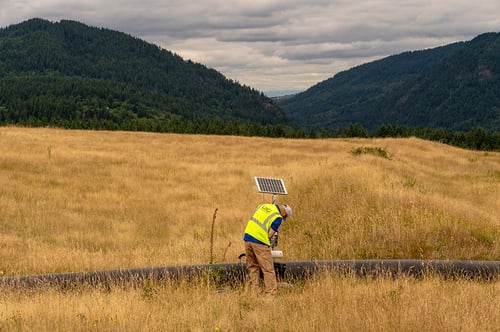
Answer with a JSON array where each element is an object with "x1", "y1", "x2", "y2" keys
[
  {"x1": 0, "y1": 18, "x2": 498, "y2": 136},
  {"x1": 0, "y1": 18, "x2": 286, "y2": 129},
  {"x1": 278, "y1": 32, "x2": 500, "y2": 131}
]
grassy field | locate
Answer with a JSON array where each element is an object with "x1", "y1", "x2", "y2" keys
[{"x1": 0, "y1": 126, "x2": 498, "y2": 331}]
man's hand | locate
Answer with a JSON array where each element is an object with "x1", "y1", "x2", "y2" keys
[{"x1": 270, "y1": 232, "x2": 279, "y2": 248}]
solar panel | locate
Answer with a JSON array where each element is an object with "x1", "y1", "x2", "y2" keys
[{"x1": 254, "y1": 177, "x2": 288, "y2": 195}]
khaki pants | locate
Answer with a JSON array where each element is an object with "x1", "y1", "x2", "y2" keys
[{"x1": 244, "y1": 241, "x2": 277, "y2": 295}]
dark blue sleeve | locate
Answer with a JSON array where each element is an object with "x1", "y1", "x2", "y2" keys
[{"x1": 270, "y1": 217, "x2": 283, "y2": 232}]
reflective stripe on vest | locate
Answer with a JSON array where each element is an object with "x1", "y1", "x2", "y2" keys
[{"x1": 244, "y1": 204, "x2": 280, "y2": 246}]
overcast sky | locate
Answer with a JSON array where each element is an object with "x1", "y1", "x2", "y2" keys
[{"x1": 1, "y1": 1, "x2": 499, "y2": 96}]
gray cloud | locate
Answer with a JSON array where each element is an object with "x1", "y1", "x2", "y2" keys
[{"x1": 1, "y1": 0, "x2": 499, "y2": 94}]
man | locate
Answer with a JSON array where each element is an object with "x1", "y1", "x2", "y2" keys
[{"x1": 243, "y1": 203, "x2": 292, "y2": 295}]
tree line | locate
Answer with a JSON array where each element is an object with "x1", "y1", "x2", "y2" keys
[{"x1": 2, "y1": 113, "x2": 498, "y2": 151}]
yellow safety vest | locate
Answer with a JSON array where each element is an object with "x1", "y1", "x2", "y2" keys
[{"x1": 244, "y1": 204, "x2": 281, "y2": 246}]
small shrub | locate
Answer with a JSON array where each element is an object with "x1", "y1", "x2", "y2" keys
[
  {"x1": 402, "y1": 177, "x2": 416, "y2": 188},
  {"x1": 142, "y1": 279, "x2": 157, "y2": 300},
  {"x1": 351, "y1": 146, "x2": 391, "y2": 159}
]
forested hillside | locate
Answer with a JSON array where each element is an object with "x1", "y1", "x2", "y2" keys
[
  {"x1": 278, "y1": 33, "x2": 500, "y2": 132},
  {"x1": 0, "y1": 18, "x2": 285, "y2": 131},
  {"x1": 0, "y1": 19, "x2": 498, "y2": 149}
]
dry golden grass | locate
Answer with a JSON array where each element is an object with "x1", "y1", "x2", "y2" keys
[
  {"x1": 1, "y1": 275, "x2": 498, "y2": 331},
  {"x1": 0, "y1": 126, "x2": 498, "y2": 331}
]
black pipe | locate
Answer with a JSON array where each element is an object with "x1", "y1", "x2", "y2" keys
[
  {"x1": 1, "y1": 260, "x2": 498, "y2": 289},
  {"x1": 276, "y1": 260, "x2": 500, "y2": 280},
  {"x1": 0, "y1": 263, "x2": 247, "y2": 289}
]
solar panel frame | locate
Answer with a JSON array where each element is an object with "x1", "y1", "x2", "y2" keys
[{"x1": 254, "y1": 177, "x2": 288, "y2": 195}]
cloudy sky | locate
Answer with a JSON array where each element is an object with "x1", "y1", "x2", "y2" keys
[{"x1": 1, "y1": 1, "x2": 499, "y2": 96}]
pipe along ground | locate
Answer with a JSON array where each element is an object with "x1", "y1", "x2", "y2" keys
[{"x1": 1, "y1": 260, "x2": 498, "y2": 289}]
